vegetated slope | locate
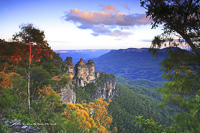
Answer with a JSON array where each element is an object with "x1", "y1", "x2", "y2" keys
[
  {"x1": 108, "y1": 83, "x2": 173, "y2": 133},
  {"x1": 116, "y1": 75, "x2": 163, "y2": 90},
  {"x1": 94, "y1": 48, "x2": 167, "y2": 82}
]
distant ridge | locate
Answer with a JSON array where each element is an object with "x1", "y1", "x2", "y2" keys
[
  {"x1": 54, "y1": 49, "x2": 111, "y2": 63},
  {"x1": 93, "y1": 48, "x2": 169, "y2": 82}
]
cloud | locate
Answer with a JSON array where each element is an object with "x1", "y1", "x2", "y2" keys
[
  {"x1": 99, "y1": 5, "x2": 118, "y2": 13},
  {"x1": 121, "y1": 3, "x2": 130, "y2": 11},
  {"x1": 64, "y1": 5, "x2": 151, "y2": 37},
  {"x1": 79, "y1": 24, "x2": 131, "y2": 37}
]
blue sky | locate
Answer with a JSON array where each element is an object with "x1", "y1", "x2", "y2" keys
[{"x1": 0, "y1": 0, "x2": 163, "y2": 50}]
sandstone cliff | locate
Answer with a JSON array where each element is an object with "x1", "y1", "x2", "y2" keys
[{"x1": 60, "y1": 57, "x2": 118, "y2": 104}]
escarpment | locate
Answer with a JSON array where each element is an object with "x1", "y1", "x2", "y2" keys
[{"x1": 60, "y1": 57, "x2": 118, "y2": 104}]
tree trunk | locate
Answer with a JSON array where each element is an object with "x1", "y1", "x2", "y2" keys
[
  {"x1": 27, "y1": 70, "x2": 31, "y2": 113},
  {"x1": 177, "y1": 31, "x2": 200, "y2": 55},
  {"x1": 27, "y1": 42, "x2": 32, "y2": 114}
]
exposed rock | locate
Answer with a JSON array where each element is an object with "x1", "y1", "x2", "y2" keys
[
  {"x1": 61, "y1": 57, "x2": 118, "y2": 104},
  {"x1": 0, "y1": 118, "x2": 45, "y2": 133},
  {"x1": 65, "y1": 57, "x2": 75, "y2": 79},
  {"x1": 96, "y1": 72, "x2": 117, "y2": 99},
  {"x1": 74, "y1": 58, "x2": 96, "y2": 87},
  {"x1": 60, "y1": 84, "x2": 76, "y2": 104}
]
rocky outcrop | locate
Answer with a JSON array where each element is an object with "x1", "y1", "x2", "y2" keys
[
  {"x1": 64, "y1": 58, "x2": 95, "y2": 87},
  {"x1": 65, "y1": 57, "x2": 75, "y2": 79},
  {"x1": 61, "y1": 57, "x2": 118, "y2": 104},
  {"x1": 74, "y1": 58, "x2": 96, "y2": 87},
  {"x1": 0, "y1": 118, "x2": 43, "y2": 133},
  {"x1": 96, "y1": 72, "x2": 117, "y2": 99}
]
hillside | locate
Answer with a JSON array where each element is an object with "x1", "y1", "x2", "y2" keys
[
  {"x1": 108, "y1": 83, "x2": 174, "y2": 133},
  {"x1": 94, "y1": 48, "x2": 167, "y2": 82}
]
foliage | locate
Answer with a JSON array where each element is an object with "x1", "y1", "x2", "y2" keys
[
  {"x1": 108, "y1": 83, "x2": 173, "y2": 133},
  {"x1": 140, "y1": 0, "x2": 200, "y2": 55},
  {"x1": 136, "y1": 0, "x2": 200, "y2": 132},
  {"x1": 135, "y1": 115, "x2": 178, "y2": 133},
  {"x1": 116, "y1": 75, "x2": 163, "y2": 90},
  {"x1": 0, "y1": 24, "x2": 116, "y2": 132},
  {"x1": 65, "y1": 98, "x2": 113, "y2": 132}
]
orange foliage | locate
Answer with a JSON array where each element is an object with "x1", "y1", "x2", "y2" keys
[
  {"x1": 4, "y1": 43, "x2": 52, "y2": 66},
  {"x1": 38, "y1": 84, "x2": 58, "y2": 97},
  {"x1": 0, "y1": 72, "x2": 20, "y2": 89},
  {"x1": 0, "y1": 72, "x2": 27, "y2": 98},
  {"x1": 64, "y1": 98, "x2": 115, "y2": 132}
]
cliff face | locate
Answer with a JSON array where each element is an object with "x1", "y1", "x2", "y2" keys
[
  {"x1": 60, "y1": 57, "x2": 117, "y2": 104},
  {"x1": 65, "y1": 57, "x2": 75, "y2": 79},
  {"x1": 75, "y1": 58, "x2": 96, "y2": 87},
  {"x1": 96, "y1": 72, "x2": 117, "y2": 99},
  {"x1": 60, "y1": 84, "x2": 76, "y2": 104}
]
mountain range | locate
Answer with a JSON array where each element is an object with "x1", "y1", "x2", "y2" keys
[{"x1": 55, "y1": 49, "x2": 111, "y2": 63}]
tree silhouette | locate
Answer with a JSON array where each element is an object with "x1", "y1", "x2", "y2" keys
[{"x1": 140, "y1": 0, "x2": 200, "y2": 54}]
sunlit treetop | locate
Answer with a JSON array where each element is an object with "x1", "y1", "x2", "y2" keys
[{"x1": 13, "y1": 24, "x2": 48, "y2": 46}]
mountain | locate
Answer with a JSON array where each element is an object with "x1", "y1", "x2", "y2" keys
[
  {"x1": 55, "y1": 49, "x2": 111, "y2": 64},
  {"x1": 93, "y1": 48, "x2": 168, "y2": 83}
]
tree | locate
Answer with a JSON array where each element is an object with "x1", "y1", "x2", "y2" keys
[
  {"x1": 138, "y1": 0, "x2": 200, "y2": 132},
  {"x1": 140, "y1": 0, "x2": 200, "y2": 55},
  {"x1": 12, "y1": 24, "x2": 52, "y2": 113}
]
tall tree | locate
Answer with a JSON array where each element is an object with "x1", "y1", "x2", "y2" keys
[
  {"x1": 138, "y1": 0, "x2": 200, "y2": 132},
  {"x1": 12, "y1": 24, "x2": 52, "y2": 113}
]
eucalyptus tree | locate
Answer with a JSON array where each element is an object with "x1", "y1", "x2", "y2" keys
[
  {"x1": 138, "y1": 0, "x2": 200, "y2": 132},
  {"x1": 13, "y1": 24, "x2": 52, "y2": 113}
]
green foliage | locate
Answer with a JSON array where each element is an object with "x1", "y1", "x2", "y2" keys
[
  {"x1": 140, "y1": 0, "x2": 200, "y2": 55},
  {"x1": 84, "y1": 83, "x2": 98, "y2": 98},
  {"x1": 108, "y1": 83, "x2": 173, "y2": 133},
  {"x1": 0, "y1": 24, "x2": 99, "y2": 132},
  {"x1": 116, "y1": 75, "x2": 163, "y2": 90},
  {"x1": 0, "y1": 91, "x2": 18, "y2": 108},
  {"x1": 0, "y1": 120, "x2": 11, "y2": 133},
  {"x1": 136, "y1": 1, "x2": 200, "y2": 132},
  {"x1": 135, "y1": 115, "x2": 178, "y2": 133},
  {"x1": 172, "y1": 93, "x2": 200, "y2": 132},
  {"x1": 72, "y1": 85, "x2": 92, "y2": 103}
]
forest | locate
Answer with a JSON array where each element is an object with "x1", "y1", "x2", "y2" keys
[
  {"x1": 1, "y1": 0, "x2": 200, "y2": 133},
  {"x1": 0, "y1": 24, "x2": 117, "y2": 133}
]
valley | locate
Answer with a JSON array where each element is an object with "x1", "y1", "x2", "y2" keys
[{"x1": 56, "y1": 48, "x2": 175, "y2": 132}]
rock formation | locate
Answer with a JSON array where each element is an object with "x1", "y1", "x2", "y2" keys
[
  {"x1": 96, "y1": 72, "x2": 117, "y2": 99},
  {"x1": 60, "y1": 57, "x2": 117, "y2": 104},
  {"x1": 74, "y1": 58, "x2": 96, "y2": 87},
  {"x1": 65, "y1": 57, "x2": 75, "y2": 79}
]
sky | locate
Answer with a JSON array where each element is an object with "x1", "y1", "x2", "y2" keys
[{"x1": 0, "y1": 0, "x2": 163, "y2": 50}]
